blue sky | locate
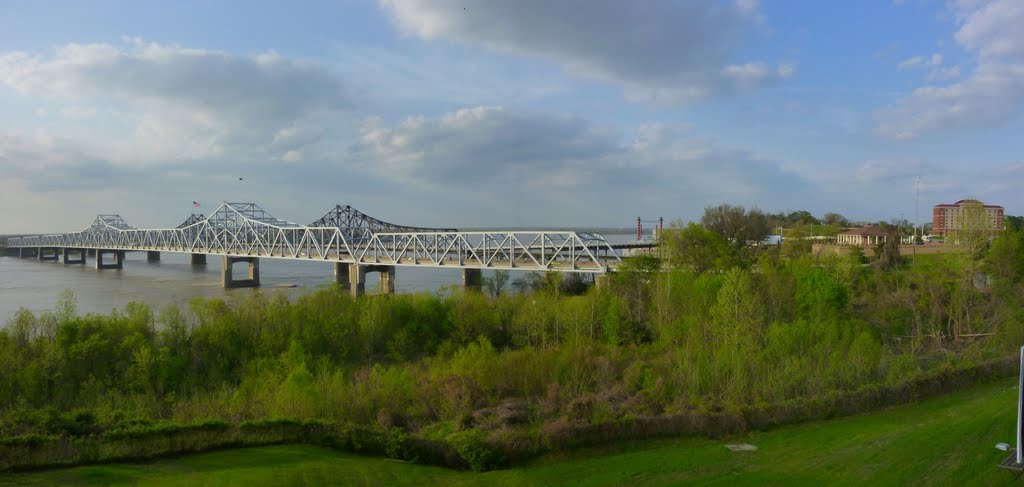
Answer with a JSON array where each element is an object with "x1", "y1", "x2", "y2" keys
[{"x1": 1, "y1": 0, "x2": 1021, "y2": 233}]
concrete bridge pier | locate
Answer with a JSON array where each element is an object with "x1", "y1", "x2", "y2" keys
[
  {"x1": 348, "y1": 264, "x2": 396, "y2": 298},
  {"x1": 222, "y1": 256, "x2": 260, "y2": 288},
  {"x1": 38, "y1": 248, "x2": 59, "y2": 262},
  {"x1": 334, "y1": 262, "x2": 350, "y2": 290},
  {"x1": 191, "y1": 254, "x2": 207, "y2": 266},
  {"x1": 147, "y1": 251, "x2": 161, "y2": 263},
  {"x1": 378, "y1": 266, "x2": 396, "y2": 295},
  {"x1": 348, "y1": 264, "x2": 366, "y2": 298},
  {"x1": 63, "y1": 248, "x2": 86, "y2": 265},
  {"x1": 95, "y1": 250, "x2": 124, "y2": 270},
  {"x1": 594, "y1": 273, "x2": 611, "y2": 290},
  {"x1": 462, "y1": 268, "x2": 482, "y2": 291}
]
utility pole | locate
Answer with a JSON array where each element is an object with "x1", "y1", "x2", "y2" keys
[{"x1": 914, "y1": 176, "x2": 920, "y2": 265}]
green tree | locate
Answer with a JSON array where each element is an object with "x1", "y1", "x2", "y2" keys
[
  {"x1": 786, "y1": 210, "x2": 820, "y2": 226},
  {"x1": 611, "y1": 255, "x2": 660, "y2": 332},
  {"x1": 947, "y1": 199, "x2": 995, "y2": 259},
  {"x1": 847, "y1": 244, "x2": 866, "y2": 265},
  {"x1": 822, "y1": 212, "x2": 848, "y2": 226},
  {"x1": 781, "y1": 225, "x2": 813, "y2": 259},
  {"x1": 55, "y1": 290, "x2": 78, "y2": 324},
  {"x1": 984, "y1": 228, "x2": 1024, "y2": 288},
  {"x1": 875, "y1": 225, "x2": 902, "y2": 270},
  {"x1": 709, "y1": 268, "x2": 763, "y2": 399},
  {"x1": 661, "y1": 222, "x2": 730, "y2": 274},
  {"x1": 1006, "y1": 215, "x2": 1024, "y2": 232},
  {"x1": 482, "y1": 270, "x2": 510, "y2": 298}
]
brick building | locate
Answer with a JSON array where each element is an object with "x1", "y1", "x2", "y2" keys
[{"x1": 932, "y1": 199, "x2": 1003, "y2": 236}]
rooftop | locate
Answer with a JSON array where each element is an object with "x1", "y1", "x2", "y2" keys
[
  {"x1": 839, "y1": 225, "x2": 890, "y2": 236},
  {"x1": 934, "y1": 199, "x2": 1003, "y2": 209}
]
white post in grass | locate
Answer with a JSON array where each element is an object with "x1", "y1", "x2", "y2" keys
[{"x1": 1018, "y1": 345, "x2": 1023, "y2": 465}]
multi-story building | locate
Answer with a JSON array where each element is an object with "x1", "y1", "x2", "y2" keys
[{"x1": 932, "y1": 199, "x2": 1004, "y2": 236}]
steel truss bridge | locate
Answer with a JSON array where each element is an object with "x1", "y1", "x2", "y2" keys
[{"x1": 6, "y1": 202, "x2": 624, "y2": 294}]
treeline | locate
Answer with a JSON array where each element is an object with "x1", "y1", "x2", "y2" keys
[
  {"x1": 1, "y1": 215, "x2": 1024, "y2": 470},
  {"x1": 699, "y1": 203, "x2": 873, "y2": 241},
  {"x1": 697, "y1": 203, "x2": 977, "y2": 243}
]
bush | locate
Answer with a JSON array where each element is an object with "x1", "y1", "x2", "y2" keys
[
  {"x1": 105, "y1": 419, "x2": 229, "y2": 440},
  {"x1": 448, "y1": 429, "x2": 497, "y2": 471}
]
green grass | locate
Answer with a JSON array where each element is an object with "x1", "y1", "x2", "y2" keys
[{"x1": 2, "y1": 379, "x2": 1021, "y2": 486}]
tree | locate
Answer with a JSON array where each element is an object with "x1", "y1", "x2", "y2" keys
[
  {"x1": 701, "y1": 204, "x2": 770, "y2": 261},
  {"x1": 1005, "y1": 215, "x2": 1024, "y2": 232},
  {"x1": 661, "y1": 222, "x2": 729, "y2": 274},
  {"x1": 888, "y1": 218, "x2": 915, "y2": 237},
  {"x1": 709, "y1": 268, "x2": 763, "y2": 399},
  {"x1": 875, "y1": 225, "x2": 902, "y2": 270},
  {"x1": 786, "y1": 210, "x2": 819, "y2": 226},
  {"x1": 846, "y1": 244, "x2": 866, "y2": 265},
  {"x1": 559, "y1": 273, "x2": 590, "y2": 296},
  {"x1": 948, "y1": 200, "x2": 995, "y2": 260},
  {"x1": 821, "y1": 212, "x2": 849, "y2": 227},
  {"x1": 482, "y1": 270, "x2": 510, "y2": 298},
  {"x1": 611, "y1": 255, "x2": 660, "y2": 330},
  {"x1": 511, "y1": 273, "x2": 546, "y2": 294},
  {"x1": 781, "y1": 225, "x2": 813, "y2": 259},
  {"x1": 984, "y1": 228, "x2": 1024, "y2": 287}
]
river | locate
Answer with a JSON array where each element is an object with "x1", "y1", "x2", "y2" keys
[{"x1": 0, "y1": 232, "x2": 641, "y2": 322}]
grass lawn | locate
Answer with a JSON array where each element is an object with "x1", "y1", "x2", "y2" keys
[{"x1": 2, "y1": 378, "x2": 1020, "y2": 486}]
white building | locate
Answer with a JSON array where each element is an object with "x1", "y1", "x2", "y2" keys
[{"x1": 837, "y1": 226, "x2": 890, "y2": 246}]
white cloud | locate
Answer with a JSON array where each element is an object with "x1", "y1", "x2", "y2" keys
[
  {"x1": 855, "y1": 159, "x2": 937, "y2": 183},
  {"x1": 898, "y1": 53, "x2": 943, "y2": 69},
  {"x1": 59, "y1": 106, "x2": 98, "y2": 120},
  {"x1": 879, "y1": 0, "x2": 1024, "y2": 139},
  {"x1": 953, "y1": 0, "x2": 1024, "y2": 61},
  {"x1": 879, "y1": 62, "x2": 1024, "y2": 139},
  {"x1": 356, "y1": 106, "x2": 619, "y2": 187},
  {"x1": 354, "y1": 106, "x2": 812, "y2": 209},
  {"x1": 0, "y1": 40, "x2": 350, "y2": 165},
  {"x1": 0, "y1": 132, "x2": 137, "y2": 192},
  {"x1": 736, "y1": 0, "x2": 760, "y2": 16},
  {"x1": 898, "y1": 56, "x2": 925, "y2": 69},
  {"x1": 722, "y1": 62, "x2": 796, "y2": 89},
  {"x1": 378, "y1": 0, "x2": 792, "y2": 102},
  {"x1": 927, "y1": 65, "x2": 961, "y2": 80}
]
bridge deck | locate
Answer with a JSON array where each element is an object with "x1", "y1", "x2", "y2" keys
[{"x1": 6, "y1": 202, "x2": 624, "y2": 273}]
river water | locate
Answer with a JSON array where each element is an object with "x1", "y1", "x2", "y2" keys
[{"x1": 0, "y1": 232, "x2": 640, "y2": 322}]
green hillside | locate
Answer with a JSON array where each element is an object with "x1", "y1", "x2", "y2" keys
[{"x1": 3, "y1": 378, "x2": 1019, "y2": 486}]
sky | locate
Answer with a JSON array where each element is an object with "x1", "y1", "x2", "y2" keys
[{"x1": 0, "y1": 0, "x2": 1022, "y2": 233}]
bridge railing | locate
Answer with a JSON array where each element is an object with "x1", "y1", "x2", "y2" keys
[
  {"x1": 6, "y1": 204, "x2": 623, "y2": 272},
  {"x1": 356, "y1": 231, "x2": 618, "y2": 272}
]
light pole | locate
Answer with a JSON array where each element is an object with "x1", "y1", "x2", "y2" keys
[{"x1": 914, "y1": 176, "x2": 920, "y2": 265}]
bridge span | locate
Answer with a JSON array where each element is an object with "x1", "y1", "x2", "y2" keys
[{"x1": 5, "y1": 202, "x2": 626, "y2": 296}]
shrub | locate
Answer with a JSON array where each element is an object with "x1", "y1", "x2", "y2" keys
[{"x1": 448, "y1": 429, "x2": 497, "y2": 471}]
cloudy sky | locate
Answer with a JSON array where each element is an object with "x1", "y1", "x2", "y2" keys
[{"x1": 1, "y1": 0, "x2": 1021, "y2": 233}]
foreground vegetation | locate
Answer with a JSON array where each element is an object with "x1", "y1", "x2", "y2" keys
[
  {"x1": 3, "y1": 378, "x2": 1018, "y2": 486},
  {"x1": 1, "y1": 208, "x2": 1023, "y2": 471}
]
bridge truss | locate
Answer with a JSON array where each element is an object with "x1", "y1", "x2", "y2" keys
[{"x1": 7, "y1": 202, "x2": 621, "y2": 273}]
